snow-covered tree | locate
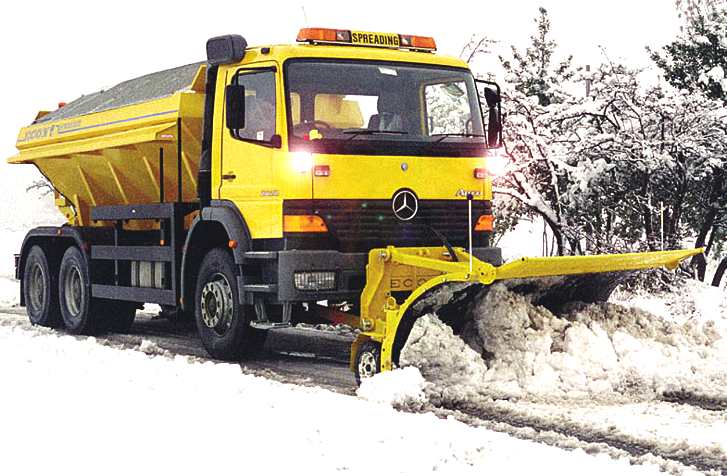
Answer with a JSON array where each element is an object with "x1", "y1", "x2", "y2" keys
[
  {"x1": 464, "y1": 7, "x2": 727, "y2": 286},
  {"x1": 499, "y1": 7, "x2": 578, "y2": 107},
  {"x1": 651, "y1": 4, "x2": 727, "y2": 281},
  {"x1": 651, "y1": 4, "x2": 727, "y2": 102},
  {"x1": 487, "y1": 7, "x2": 581, "y2": 255},
  {"x1": 550, "y1": 63, "x2": 727, "y2": 258}
]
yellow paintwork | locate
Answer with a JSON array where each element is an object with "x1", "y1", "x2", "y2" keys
[
  {"x1": 9, "y1": 73, "x2": 205, "y2": 227},
  {"x1": 8, "y1": 42, "x2": 484, "y2": 238},
  {"x1": 350, "y1": 246, "x2": 705, "y2": 372}
]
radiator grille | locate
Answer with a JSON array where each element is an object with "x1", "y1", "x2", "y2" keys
[{"x1": 284, "y1": 199, "x2": 491, "y2": 252}]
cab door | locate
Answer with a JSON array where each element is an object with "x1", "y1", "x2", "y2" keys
[{"x1": 219, "y1": 65, "x2": 280, "y2": 238}]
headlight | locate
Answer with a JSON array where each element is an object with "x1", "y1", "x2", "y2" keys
[
  {"x1": 294, "y1": 271, "x2": 336, "y2": 291},
  {"x1": 486, "y1": 149, "x2": 509, "y2": 177},
  {"x1": 291, "y1": 152, "x2": 314, "y2": 173}
]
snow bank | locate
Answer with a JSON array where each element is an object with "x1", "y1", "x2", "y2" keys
[
  {"x1": 357, "y1": 366, "x2": 426, "y2": 405},
  {"x1": 402, "y1": 283, "x2": 727, "y2": 401}
]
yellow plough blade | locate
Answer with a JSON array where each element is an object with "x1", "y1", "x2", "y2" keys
[
  {"x1": 351, "y1": 246, "x2": 704, "y2": 374},
  {"x1": 494, "y1": 248, "x2": 704, "y2": 281}
]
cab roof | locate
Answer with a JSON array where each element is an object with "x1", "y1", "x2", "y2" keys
[{"x1": 243, "y1": 43, "x2": 470, "y2": 70}]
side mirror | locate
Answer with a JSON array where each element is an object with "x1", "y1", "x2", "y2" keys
[
  {"x1": 487, "y1": 107, "x2": 501, "y2": 148},
  {"x1": 484, "y1": 87, "x2": 500, "y2": 108},
  {"x1": 207, "y1": 35, "x2": 247, "y2": 66},
  {"x1": 225, "y1": 84, "x2": 245, "y2": 130},
  {"x1": 483, "y1": 86, "x2": 502, "y2": 148}
]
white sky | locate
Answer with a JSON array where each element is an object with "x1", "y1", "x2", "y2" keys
[{"x1": 0, "y1": 0, "x2": 682, "y2": 174}]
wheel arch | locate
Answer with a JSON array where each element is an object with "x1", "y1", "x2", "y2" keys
[
  {"x1": 16, "y1": 226, "x2": 113, "y2": 306},
  {"x1": 181, "y1": 201, "x2": 252, "y2": 313}
]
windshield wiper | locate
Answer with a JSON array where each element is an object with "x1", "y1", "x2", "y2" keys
[
  {"x1": 342, "y1": 128, "x2": 409, "y2": 141},
  {"x1": 431, "y1": 133, "x2": 486, "y2": 143}
]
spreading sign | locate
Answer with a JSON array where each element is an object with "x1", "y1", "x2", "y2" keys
[{"x1": 350, "y1": 31, "x2": 400, "y2": 48}]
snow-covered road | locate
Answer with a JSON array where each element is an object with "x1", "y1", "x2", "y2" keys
[
  {"x1": 0, "y1": 310, "x2": 669, "y2": 476},
  {"x1": 1, "y1": 271, "x2": 726, "y2": 475}
]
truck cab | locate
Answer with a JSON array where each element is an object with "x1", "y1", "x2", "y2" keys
[{"x1": 203, "y1": 30, "x2": 501, "y2": 313}]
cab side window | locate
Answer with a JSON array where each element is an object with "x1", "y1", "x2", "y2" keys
[{"x1": 232, "y1": 70, "x2": 276, "y2": 142}]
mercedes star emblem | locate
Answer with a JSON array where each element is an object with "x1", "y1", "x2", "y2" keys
[{"x1": 392, "y1": 190, "x2": 418, "y2": 221}]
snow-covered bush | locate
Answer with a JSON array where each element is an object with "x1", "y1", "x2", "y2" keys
[{"x1": 466, "y1": 7, "x2": 727, "y2": 284}]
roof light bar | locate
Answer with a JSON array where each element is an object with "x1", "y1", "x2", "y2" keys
[
  {"x1": 297, "y1": 28, "x2": 351, "y2": 43},
  {"x1": 296, "y1": 28, "x2": 436, "y2": 52},
  {"x1": 399, "y1": 34, "x2": 437, "y2": 51}
]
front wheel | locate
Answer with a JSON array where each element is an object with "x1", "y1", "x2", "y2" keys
[
  {"x1": 195, "y1": 248, "x2": 253, "y2": 360},
  {"x1": 354, "y1": 340, "x2": 382, "y2": 386}
]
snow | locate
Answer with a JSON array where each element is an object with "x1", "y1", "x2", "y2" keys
[
  {"x1": 0, "y1": 276, "x2": 19, "y2": 308},
  {"x1": 357, "y1": 366, "x2": 427, "y2": 405},
  {"x1": 0, "y1": 316, "x2": 665, "y2": 476},
  {"x1": 510, "y1": 399, "x2": 727, "y2": 459},
  {"x1": 402, "y1": 282, "x2": 727, "y2": 401}
]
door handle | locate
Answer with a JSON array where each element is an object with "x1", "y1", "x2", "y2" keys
[{"x1": 222, "y1": 173, "x2": 237, "y2": 180}]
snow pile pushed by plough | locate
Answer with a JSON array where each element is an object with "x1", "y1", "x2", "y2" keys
[{"x1": 373, "y1": 280, "x2": 727, "y2": 404}]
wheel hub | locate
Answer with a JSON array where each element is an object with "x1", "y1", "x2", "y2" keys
[
  {"x1": 63, "y1": 265, "x2": 83, "y2": 317},
  {"x1": 200, "y1": 274, "x2": 234, "y2": 336},
  {"x1": 27, "y1": 262, "x2": 46, "y2": 312},
  {"x1": 358, "y1": 351, "x2": 378, "y2": 379}
]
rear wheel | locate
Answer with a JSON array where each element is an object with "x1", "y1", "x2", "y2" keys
[
  {"x1": 58, "y1": 246, "x2": 103, "y2": 334},
  {"x1": 355, "y1": 340, "x2": 381, "y2": 386},
  {"x1": 195, "y1": 248, "x2": 255, "y2": 360},
  {"x1": 23, "y1": 245, "x2": 61, "y2": 328}
]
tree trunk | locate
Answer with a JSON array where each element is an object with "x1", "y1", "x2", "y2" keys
[
  {"x1": 711, "y1": 257, "x2": 727, "y2": 288},
  {"x1": 692, "y1": 171, "x2": 724, "y2": 281},
  {"x1": 541, "y1": 213, "x2": 564, "y2": 256}
]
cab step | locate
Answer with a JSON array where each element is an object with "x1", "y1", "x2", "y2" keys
[
  {"x1": 242, "y1": 284, "x2": 278, "y2": 293},
  {"x1": 250, "y1": 321, "x2": 291, "y2": 330},
  {"x1": 243, "y1": 251, "x2": 278, "y2": 260}
]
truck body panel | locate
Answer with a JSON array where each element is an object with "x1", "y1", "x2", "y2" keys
[{"x1": 10, "y1": 64, "x2": 205, "y2": 228}]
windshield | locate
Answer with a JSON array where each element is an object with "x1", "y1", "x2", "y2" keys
[{"x1": 285, "y1": 60, "x2": 486, "y2": 156}]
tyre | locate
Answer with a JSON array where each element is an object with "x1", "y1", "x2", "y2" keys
[
  {"x1": 100, "y1": 302, "x2": 137, "y2": 333},
  {"x1": 58, "y1": 246, "x2": 103, "y2": 334},
  {"x1": 354, "y1": 340, "x2": 382, "y2": 386},
  {"x1": 23, "y1": 245, "x2": 61, "y2": 328},
  {"x1": 195, "y1": 248, "x2": 255, "y2": 360}
]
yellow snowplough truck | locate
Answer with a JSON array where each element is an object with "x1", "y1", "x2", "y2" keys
[{"x1": 10, "y1": 29, "x2": 701, "y2": 383}]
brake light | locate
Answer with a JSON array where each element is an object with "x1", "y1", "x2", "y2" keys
[
  {"x1": 314, "y1": 165, "x2": 330, "y2": 177},
  {"x1": 399, "y1": 34, "x2": 437, "y2": 51},
  {"x1": 474, "y1": 168, "x2": 487, "y2": 180},
  {"x1": 297, "y1": 28, "x2": 351, "y2": 43},
  {"x1": 474, "y1": 215, "x2": 494, "y2": 232},
  {"x1": 283, "y1": 215, "x2": 328, "y2": 233}
]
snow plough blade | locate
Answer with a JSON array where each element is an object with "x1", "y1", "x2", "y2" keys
[{"x1": 350, "y1": 246, "x2": 704, "y2": 377}]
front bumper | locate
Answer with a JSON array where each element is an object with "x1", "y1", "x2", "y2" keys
[{"x1": 276, "y1": 247, "x2": 502, "y2": 302}]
